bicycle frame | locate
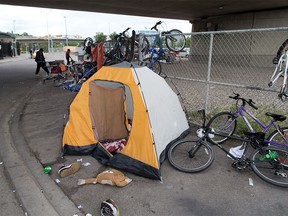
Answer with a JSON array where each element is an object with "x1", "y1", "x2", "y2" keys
[
  {"x1": 269, "y1": 52, "x2": 288, "y2": 99},
  {"x1": 147, "y1": 33, "x2": 164, "y2": 67},
  {"x1": 228, "y1": 105, "x2": 288, "y2": 147}
]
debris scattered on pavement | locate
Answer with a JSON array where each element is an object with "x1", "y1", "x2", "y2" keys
[
  {"x1": 43, "y1": 165, "x2": 52, "y2": 174},
  {"x1": 82, "y1": 162, "x2": 91, "y2": 167},
  {"x1": 86, "y1": 213, "x2": 92, "y2": 216},
  {"x1": 55, "y1": 179, "x2": 60, "y2": 184},
  {"x1": 249, "y1": 178, "x2": 253, "y2": 186},
  {"x1": 0, "y1": 161, "x2": 3, "y2": 165},
  {"x1": 77, "y1": 158, "x2": 83, "y2": 162},
  {"x1": 77, "y1": 205, "x2": 83, "y2": 209}
]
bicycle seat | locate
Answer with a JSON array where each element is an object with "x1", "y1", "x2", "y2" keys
[{"x1": 265, "y1": 112, "x2": 286, "y2": 122}]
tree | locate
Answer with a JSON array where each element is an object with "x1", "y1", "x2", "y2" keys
[
  {"x1": 22, "y1": 32, "x2": 29, "y2": 36},
  {"x1": 94, "y1": 32, "x2": 107, "y2": 43},
  {"x1": 186, "y1": 36, "x2": 191, "y2": 47},
  {"x1": 109, "y1": 32, "x2": 117, "y2": 41}
]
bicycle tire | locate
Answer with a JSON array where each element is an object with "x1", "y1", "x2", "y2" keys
[
  {"x1": 165, "y1": 29, "x2": 186, "y2": 52},
  {"x1": 129, "y1": 30, "x2": 136, "y2": 62},
  {"x1": 168, "y1": 138, "x2": 214, "y2": 173},
  {"x1": 267, "y1": 127, "x2": 288, "y2": 148},
  {"x1": 206, "y1": 112, "x2": 237, "y2": 144},
  {"x1": 273, "y1": 39, "x2": 288, "y2": 64},
  {"x1": 149, "y1": 60, "x2": 162, "y2": 75},
  {"x1": 250, "y1": 146, "x2": 288, "y2": 187}
]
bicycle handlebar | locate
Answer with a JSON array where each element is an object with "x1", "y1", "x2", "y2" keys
[
  {"x1": 151, "y1": 21, "x2": 162, "y2": 31},
  {"x1": 229, "y1": 93, "x2": 258, "y2": 110},
  {"x1": 116, "y1": 27, "x2": 131, "y2": 39}
]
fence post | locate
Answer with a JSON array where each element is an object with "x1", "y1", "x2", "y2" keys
[{"x1": 205, "y1": 33, "x2": 214, "y2": 112}]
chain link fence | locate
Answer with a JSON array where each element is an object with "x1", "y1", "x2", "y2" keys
[{"x1": 150, "y1": 27, "x2": 288, "y2": 126}]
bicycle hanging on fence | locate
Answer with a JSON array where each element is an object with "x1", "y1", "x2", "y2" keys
[
  {"x1": 268, "y1": 51, "x2": 288, "y2": 101},
  {"x1": 103, "y1": 28, "x2": 135, "y2": 66},
  {"x1": 168, "y1": 109, "x2": 288, "y2": 188},
  {"x1": 141, "y1": 21, "x2": 186, "y2": 75},
  {"x1": 205, "y1": 93, "x2": 288, "y2": 147}
]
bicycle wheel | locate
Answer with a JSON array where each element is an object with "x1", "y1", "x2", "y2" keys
[
  {"x1": 149, "y1": 60, "x2": 162, "y2": 75},
  {"x1": 168, "y1": 139, "x2": 214, "y2": 173},
  {"x1": 267, "y1": 127, "x2": 288, "y2": 148},
  {"x1": 206, "y1": 112, "x2": 237, "y2": 144},
  {"x1": 165, "y1": 29, "x2": 186, "y2": 52},
  {"x1": 273, "y1": 39, "x2": 288, "y2": 64},
  {"x1": 124, "y1": 30, "x2": 136, "y2": 62},
  {"x1": 250, "y1": 146, "x2": 288, "y2": 187}
]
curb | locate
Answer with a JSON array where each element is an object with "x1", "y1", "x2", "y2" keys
[{"x1": 0, "y1": 81, "x2": 83, "y2": 216}]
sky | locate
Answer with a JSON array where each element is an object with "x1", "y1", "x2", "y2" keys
[{"x1": 0, "y1": 4, "x2": 192, "y2": 38}]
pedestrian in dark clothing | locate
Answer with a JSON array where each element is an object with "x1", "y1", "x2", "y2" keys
[
  {"x1": 30, "y1": 49, "x2": 33, "y2": 59},
  {"x1": 66, "y1": 49, "x2": 72, "y2": 65},
  {"x1": 35, "y1": 48, "x2": 49, "y2": 76}
]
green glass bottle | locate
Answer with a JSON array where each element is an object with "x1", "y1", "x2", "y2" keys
[{"x1": 43, "y1": 165, "x2": 52, "y2": 174}]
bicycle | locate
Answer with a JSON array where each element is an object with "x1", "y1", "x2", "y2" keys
[
  {"x1": 206, "y1": 93, "x2": 288, "y2": 147},
  {"x1": 268, "y1": 52, "x2": 288, "y2": 101},
  {"x1": 141, "y1": 21, "x2": 186, "y2": 75},
  {"x1": 168, "y1": 109, "x2": 288, "y2": 188},
  {"x1": 103, "y1": 27, "x2": 135, "y2": 66}
]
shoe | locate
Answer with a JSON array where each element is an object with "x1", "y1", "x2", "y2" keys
[
  {"x1": 100, "y1": 199, "x2": 119, "y2": 216},
  {"x1": 58, "y1": 162, "x2": 81, "y2": 178}
]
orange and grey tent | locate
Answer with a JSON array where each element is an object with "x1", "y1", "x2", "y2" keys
[{"x1": 62, "y1": 62, "x2": 189, "y2": 180}]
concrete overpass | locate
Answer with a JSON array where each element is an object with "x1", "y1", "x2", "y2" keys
[
  {"x1": 16, "y1": 36, "x2": 84, "y2": 43},
  {"x1": 0, "y1": 0, "x2": 287, "y2": 22}
]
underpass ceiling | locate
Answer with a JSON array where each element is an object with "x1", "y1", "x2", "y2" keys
[{"x1": 0, "y1": 0, "x2": 288, "y2": 21}]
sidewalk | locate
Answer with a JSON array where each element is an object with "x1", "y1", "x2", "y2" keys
[{"x1": 0, "y1": 53, "x2": 30, "y2": 64}]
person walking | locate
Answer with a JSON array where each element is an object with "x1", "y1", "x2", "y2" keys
[
  {"x1": 35, "y1": 48, "x2": 49, "y2": 76},
  {"x1": 29, "y1": 49, "x2": 33, "y2": 59},
  {"x1": 66, "y1": 49, "x2": 72, "y2": 65}
]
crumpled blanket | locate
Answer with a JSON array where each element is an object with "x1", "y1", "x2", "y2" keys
[{"x1": 102, "y1": 138, "x2": 127, "y2": 153}]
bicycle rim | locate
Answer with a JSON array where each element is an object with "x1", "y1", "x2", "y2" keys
[
  {"x1": 165, "y1": 29, "x2": 186, "y2": 52},
  {"x1": 250, "y1": 147, "x2": 288, "y2": 187},
  {"x1": 150, "y1": 61, "x2": 162, "y2": 75},
  {"x1": 206, "y1": 112, "x2": 236, "y2": 144},
  {"x1": 168, "y1": 139, "x2": 214, "y2": 173}
]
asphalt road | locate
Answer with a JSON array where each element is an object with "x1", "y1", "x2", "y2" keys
[{"x1": 1, "y1": 53, "x2": 288, "y2": 216}]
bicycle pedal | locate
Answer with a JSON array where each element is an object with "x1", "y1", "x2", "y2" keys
[{"x1": 275, "y1": 171, "x2": 288, "y2": 178}]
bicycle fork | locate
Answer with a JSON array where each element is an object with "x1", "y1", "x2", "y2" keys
[{"x1": 188, "y1": 140, "x2": 205, "y2": 158}]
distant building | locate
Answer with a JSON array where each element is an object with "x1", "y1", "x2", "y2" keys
[{"x1": 0, "y1": 32, "x2": 20, "y2": 59}]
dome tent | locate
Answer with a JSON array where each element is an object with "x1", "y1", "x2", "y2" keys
[{"x1": 62, "y1": 62, "x2": 189, "y2": 180}]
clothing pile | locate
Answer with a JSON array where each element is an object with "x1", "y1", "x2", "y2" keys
[{"x1": 102, "y1": 138, "x2": 127, "y2": 153}]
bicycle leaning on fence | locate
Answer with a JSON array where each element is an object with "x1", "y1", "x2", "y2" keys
[
  {"x1": 168, "y1": 109, "x2": 288, "y2": 188},
  {"x1": 268, "y1": 51, "x2": 288, "y2": 101},
  {"x1": 141, "y1": 21, "x2": 186, "y2": 75},
  {"x1": 205, "y1": 93, "x2": 288, "y2": 148}
]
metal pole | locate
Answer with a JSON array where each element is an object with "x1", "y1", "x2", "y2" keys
[
  {"x1": 205, "y1": 33, "x2": 214, "y2": 112},
  {"x1": 64, "y1": 16, "x2": 68, "y2": 46},
  {"x1": 46, "y1": 13, "x2": 50, "y2": 53},
  {"x1": 13, "y1": 20, "x2": 16, "y2": 34}
]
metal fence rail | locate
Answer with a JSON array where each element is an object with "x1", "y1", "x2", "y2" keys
[{"x1": 150, "y1": 27, "x2": 288, "y2": 125}]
